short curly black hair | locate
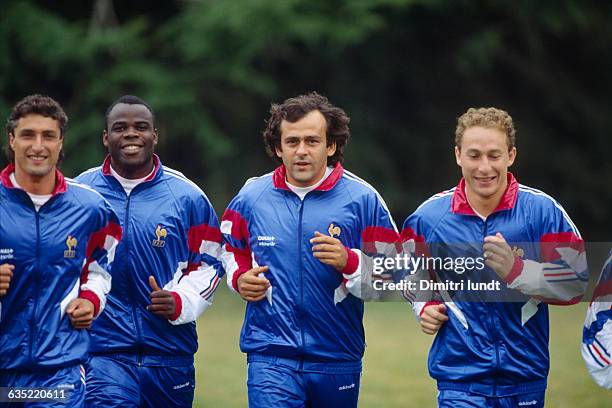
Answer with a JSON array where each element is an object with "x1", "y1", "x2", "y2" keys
[
  {"x1": 104, "y1": 95, "x2": 155, "y2": 131},
  {"x1": 5, "y1": 94, "x2": 68, "y2": 163},
  {"x1": 262, "y1": 92, "x2": 350, "y2": 166}
]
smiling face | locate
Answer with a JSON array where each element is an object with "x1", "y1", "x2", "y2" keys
[
  {"x1": 104, "y1": 103, "x2": 158, "y2": 179},
  {"x1": 9, "y1": 114, "x2": 63, "y2": 192},
  {"x1": 275, "y1": 110, "x2": 336, "y2": 187},
  {"x1": 455, "y1": 126, "x2": 516, "y2": 207}
]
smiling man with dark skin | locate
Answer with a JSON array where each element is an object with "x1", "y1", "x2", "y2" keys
[
  {"x1": 0, "y1": 95, "x2": 121, "y2": 407},
  {"x1": 104, "y1": 102, "x2": 158, "y2": 179},
  {"x1": 77, "y1": 95, "x2": 224, "y2": 408}
]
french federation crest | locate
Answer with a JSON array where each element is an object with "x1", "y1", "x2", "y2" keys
[
  {"x1": 328, "y1": 223, "x2": 341, "y2": 238},
  {"x1": 64, "y1": 235, "x2": 77, "y2": 258},
  {"x1": 152, "y1": 225, "x2": 167, "y2": 248},
  {"x1": 512, "y1": 245, "x2": 525, "y2": 258}
]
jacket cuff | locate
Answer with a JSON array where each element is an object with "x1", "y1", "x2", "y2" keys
[
  {"x1": 79, "y1": 290, "x2": 100, "y2": 317},
  {"x1": 505, "y1": 256, "x2": 524, "y2": 284},
  {"x1": 169, "y1": 291, "x2": 182, "y2": 321},
  {"x1": 419, "y1": 301, "x2": 442, "y2": 317},
  {"x1": 341, "y1": 247, "x2": 359, "y2": 275}
]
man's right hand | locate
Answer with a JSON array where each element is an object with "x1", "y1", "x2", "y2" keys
[
  {"x1": 237, "y1": 266, "x2": 270, "y2": 302},
  {"x1": 420, "y1": 303, "x2": 448, "y2": 335},
  {"x1": 0, "y1": 263, "x2": 14, "y2": 297}
]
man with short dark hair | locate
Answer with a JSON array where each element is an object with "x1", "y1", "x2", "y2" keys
[
  {"x1": 0, "y1": 94, "x2": 121, "y2": 407},
  {"x1": 77, "y1": 95, "x2": 224, "y2": 407},
  {"x1": 401, "y1": 107, "x2": 588, "y2": 407},
  {"x1": 221, "y1": 92, "x2": 398, "y2": 407}
]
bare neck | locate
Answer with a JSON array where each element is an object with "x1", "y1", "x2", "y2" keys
[
  {"x1": 111, "y1": 159, "x2": 154, "y2": 180},
  {"x1": 13, "y1": 167, "x2": 56, "y2": 195}
]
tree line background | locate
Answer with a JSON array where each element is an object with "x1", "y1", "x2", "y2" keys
[{"x1": 1, "y1": 0, "x2": 609, "y2": 240}]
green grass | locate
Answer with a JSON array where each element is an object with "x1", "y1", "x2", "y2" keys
[{"x1": 194, "y1": 289, "x2": 609, "y2": 407}]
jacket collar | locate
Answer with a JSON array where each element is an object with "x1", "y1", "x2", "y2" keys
[
  {"x1": 272, "y1": 162, "x2": 344, "y2": 191},
  {"x1": 0, "y1": 163, "x2": 67, "y2": 196},
  {"x1": 451, "y1": 172, "x2": 519, "y2": 216},
  {"x1": 101, "y1": 154, "x2": 162, "y2": 182}
]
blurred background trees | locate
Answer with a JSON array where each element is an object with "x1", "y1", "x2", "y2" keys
[{"x1": 1, "y1": 0, "x2": 609, "y2": 239}]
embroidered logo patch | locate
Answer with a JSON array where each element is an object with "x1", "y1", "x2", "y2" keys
[
  {"x1": 152, "y1": 225, "x2": 167, "y2": 248},
  {"x1": 0, "y1": 248, "x2": 14, "y2": 261},
  {"x1": 64, "y1": 235, "x2": 77, "y2": 258},
  {"x1": 328, "y1": 223, "x2": 341, "y2": 238},
  {"x1": 512, "y1": 245, "x2": 525, "y2": 258},
  {"x1": 257, "y1": 236, "x2": 276, "y2": 247}
]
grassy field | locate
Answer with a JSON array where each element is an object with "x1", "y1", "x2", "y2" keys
[{"x1": 194, "y1": 289, "x2": 609, "y2": 407}]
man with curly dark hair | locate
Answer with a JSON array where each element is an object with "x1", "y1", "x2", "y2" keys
[
  {"x1": 221, "y1": 92, "x2": 398, "y2": 407},
  {"x1": 262, "y1": 91, "x2": 350, "y2": 169}
]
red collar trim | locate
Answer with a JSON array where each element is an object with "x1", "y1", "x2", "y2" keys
[
  {"x1": 272, "y1": 162, "x2": 344, "y2": 191},
  {"x1": 451, "y1": 172, "x2": 519, "y2": 215},
  {"x1": 0, "y1": 163, "x2": 67, "y2": 195},
  {"x1": 102, "y1": 154, "x2": 161, "y2": 181}
]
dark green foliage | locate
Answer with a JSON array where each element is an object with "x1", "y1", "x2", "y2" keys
[{"x1": 1, "y1": 0, "x2": 609, "y2": 239}]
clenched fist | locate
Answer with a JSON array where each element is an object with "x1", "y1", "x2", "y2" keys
[
  {"x1": 0, "y1": 263, "x2": 14, "y2": 297},
  {"x1": 67, "y1": 298, "x2": 95, "y2": 329},
  {"x1": 420, "y1": 303, "x2": 448, "y2": 335},
  {"x1": 311, "y1": 231, "x2": 349, "y2": 271},
  {"x1": 237, "y1": 266, "x2": 270, "y2": 302}
]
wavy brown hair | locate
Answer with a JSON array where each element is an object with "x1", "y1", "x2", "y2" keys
[
  {"x1": 262, "y1": 92, "x2": 350, "y2": 166},
  {"x1": 455, "y1": 107, "x2": 516, "y2": 150}
]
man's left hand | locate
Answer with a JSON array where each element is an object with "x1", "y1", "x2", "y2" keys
[
  {"x1": 311, "y1": 231, "x2": 348, "y2": 271},
  {"x1": 67, "y1": 298, "x2": 95, "y2": 329},
  {"x1": 483, "y1": 232, "x2": 515, "y2": 279},
  {"x1": 147, "y1": 276, "x2": 177, "y2": 319}
]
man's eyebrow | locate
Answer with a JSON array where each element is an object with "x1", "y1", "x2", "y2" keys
[{"x1": 285, "y1": 134, "x2": 321, "y2": 139}]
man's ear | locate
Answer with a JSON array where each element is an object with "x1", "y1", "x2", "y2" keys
[
  {"x1": 508, "y1": 146, "x2": 517, "y2": 167},
  {"x1": 102, "y1": 130, "x2": 109, "y2": 149},
  {"x1": 327, "y1": 141, "x2": 336, "y2": 157},
  {"x1": 455, "y1": 146, "x2": 462, "y2": 167}
]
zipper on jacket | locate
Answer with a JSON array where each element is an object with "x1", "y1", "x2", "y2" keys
[
  {"x1": 483, "y1": 217, "x2": 501, "y2": 395},
  {"x1": 28, "y1": 210, "x2": 41, "y2": 365},
  {"x1": 24, "y1": 189, "x2": 58, "y2": 365},
  {"x1": 297, "y1": 199, "x2": 306, "y2": 352},
  {"x1": 123, "y1": 193, "x2": 143, "y2": 346}
]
